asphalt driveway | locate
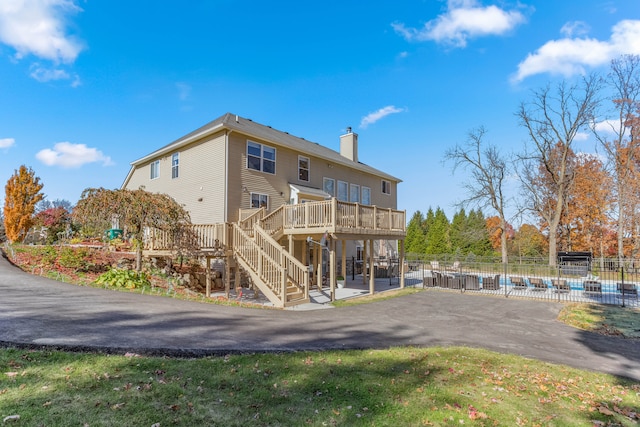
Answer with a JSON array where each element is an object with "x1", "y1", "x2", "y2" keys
[{"x1": 0, "y1": 254, "x2": 638, "y2": 381}]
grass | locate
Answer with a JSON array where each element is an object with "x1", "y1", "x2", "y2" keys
[
  {"x1": 559, "y1": 304, "x2": 640, "y2": 339},
  {"x1": 332, "y1": 288, "x2": 422, "y2": 307},
  {"x1": 1, "y1": 347, "x2": 638, "y2": 426}
]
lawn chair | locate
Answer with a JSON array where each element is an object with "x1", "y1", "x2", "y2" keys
[
  {"x1": 617, "y1": 283, "x2": 638, "y2": 299},
  {"x1": 481, "y1": 274, "x2": 500, "y2": 290},
  {"x1": 529, "y1": 277, "x2": 547, "y2": 292},
  {"x1": 552, "y1": 279, "x2": 570, "y2": 293},
  {"x1": 583, "y1": 280, "x2": 602, "y2": 298},
  {"x1": 510, "y1": 276, "x2": 528, "y2": 291},
  {"x1": 463, "y1": 274, "x2": 480, "y2": 290}
]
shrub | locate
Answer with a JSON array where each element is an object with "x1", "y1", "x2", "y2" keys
[
  {"x1": 94, "y1": 268, "x2": 151, "y2": 289},
  {"x1": 58, "y1": 247, "x2": 88, "y2": 269}
]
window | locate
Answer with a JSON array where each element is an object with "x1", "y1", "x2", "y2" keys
[
  {"x1": 298, "y1": 156, "x2": 309, "y2": 182},
  {"x1": 362, "y1": 186, "x2": 371, "y2": 205},
  {"x1": 356, "y1": 246, "x2": 363, "y2": 261},
  {"x1": 150, "y1": 160, "x2": 159, "y2": 179},
  {"x1": 323, "y1": 178, "x2": 335, "y2": 197},
  {"x1": 250, "y1": 193, "x2": 269, "y2": 209},
  {"x1": 382, "y1": 180, "x2": 391, "y2": 195},
  {"x1": 171, "y1": 153, "x2": 179, "y2": 179},
  {"x1": 350, "y1": 184, "x2": 360, "y2": 203},
  {"x1": 337, "y1": 180, "x2": 348, "y2": 202},
  {"x1": 247, "y1": 141, "x2": 276, "y2": 174}
]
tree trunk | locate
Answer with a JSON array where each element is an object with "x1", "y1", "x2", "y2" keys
[{"x1": 500, "y1": 217, "x2": 508, "y2": 264}]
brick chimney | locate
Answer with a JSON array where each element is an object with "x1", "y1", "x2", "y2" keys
[{"x1": 339, "y1": 127, "x2": 358, "y2": 162}]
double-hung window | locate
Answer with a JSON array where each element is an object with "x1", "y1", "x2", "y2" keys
[
  {"x1": 150, "y1": 160, "x2": 160, "y2": 180},
  {"x1": 298, "y1": 156, "x2": 309, "y2": 182},
  {"x1": 382, "y1": 179, "x2": 391, "y2": 195},
  {"x1": 337, "y1": 180, "x2": 348, "y2": 202},
  {"x1": 247, "y1": 141, "x2": 276, "y2": 174},
  {"x1": 362, "y1": 186, "x2": 371, "y2": 205},
  {"x1": 250, "y1": 193, "x2": 269, "y2": 209},
  {"x1": 323, "y1": 177, "x2": 335, "y2": 197},
  {"x1": 350, "y1": 184, "x2": 360, "y2": 203},
  {"x1": 171, "y1": 153, "x2": 179, "y2": 179}
]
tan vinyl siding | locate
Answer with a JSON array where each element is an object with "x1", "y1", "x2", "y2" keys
[
  {"x1": 226, "y1": 132, "x2": 398, "y2": 221},
  {"x1": 124, "y1": 132, "x2": 227, "y2": 224}
]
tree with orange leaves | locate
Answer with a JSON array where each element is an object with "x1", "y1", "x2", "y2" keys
[{"x1": 3, "y1": 165, "x2": 44, "y2": 243}]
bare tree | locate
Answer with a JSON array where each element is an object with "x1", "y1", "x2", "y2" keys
[
  {"x1": 444, "y1": 126, "x2": 511, "y2": 262},
  {"x1": 517, "y1": 76, "x2": 601, "y2": 266},
  {"x1": 592, "y1": 54, "x2": 640, "y2": 265}
]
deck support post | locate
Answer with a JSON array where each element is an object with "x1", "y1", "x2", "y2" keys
[
  {"x1": 369, "y1": 239, "x2": 375, "y2": 295},
  {"x1": 399, "y1": 239, "x2": 405, "y2": 289},
  {"x1": 329, "y1": 237, "x2": 336, "y2": 301},
  {"x1": 341, "y1": 240, "x2": 346, "y2": 281},
  {"x1": 362, "y1": 240, "x2": 368, "y2": 285}
]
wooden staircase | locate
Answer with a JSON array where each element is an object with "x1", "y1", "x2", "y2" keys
[{"x1": 232, "y1": 206, "x2": 310, "y2": 308}]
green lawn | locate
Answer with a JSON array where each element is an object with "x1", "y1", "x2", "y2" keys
[{"x1": 1, "y1": 346, "x2": 638, "y2": 426}]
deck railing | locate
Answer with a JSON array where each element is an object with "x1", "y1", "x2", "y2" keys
[
  {"x1": 261, "y1": 206, "x2": 284, "y2": 237},
  {"x1": 283, "y1": 199, "x2": 405, "y2": 234},
  {"x1": 145, "y1": 224, "x2": 228, "y2": 251}
]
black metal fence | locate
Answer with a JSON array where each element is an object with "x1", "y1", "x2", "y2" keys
[{"x1": 403, "y1": 257, "x2": 639, "y2": 308}]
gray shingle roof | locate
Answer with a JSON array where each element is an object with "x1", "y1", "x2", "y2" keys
[{"x1": 131, "y1": 112, "x2": 401, "y2": 182}]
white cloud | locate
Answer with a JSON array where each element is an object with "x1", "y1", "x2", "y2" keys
[
  {"x1": 513, "y1": 20, "x2": 640, "y2": 82},
  {"x1": 0, "y1": 0, "x2": 84, "y2": 63},
  {"x1": 0, "y1": 0, "x2": 84, "y2": 85},
  {"x1": 560, "y1": 21, "x2": 590, "y2": 38},
  {"x1": 0, "y1": 138, "x2": 15, "y2": 148},
  {"x1": 360, "y1": 106, "x2": 406, "y2": 129},
  {"x1": 392, "y1": 0, "x2": 526, "y2": 48},
  {"x1": 36, "y1": 142, "x2": 113, "y2": 168}
]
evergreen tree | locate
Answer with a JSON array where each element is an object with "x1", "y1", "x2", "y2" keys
[
  {"x1": 405, "y1": 211, "x2": 427, "y2": 254},
  {"x1": 467, "y1": 209, "x2": 493, "y2": 255},
  {"x1": 425, "y1": 207, "x2": 450, "y2": 254},
  {"x1": 449, "y1": 208, "x2": 467, "y2": 254}
]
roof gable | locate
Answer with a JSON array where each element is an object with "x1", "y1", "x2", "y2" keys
[{"x1": 130, "y1": 113, "x2": 401, "y2": 182}]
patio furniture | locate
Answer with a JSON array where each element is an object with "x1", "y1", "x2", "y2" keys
[
  {"x1": 463, "y1": 274, "x2": 481, "y2": 290},
  {"x1": 430, "y1": 261, "x2": 441, "y2": 271},
  {"x1": 583, "y1": 280, "x2": 602, "y2": 297},
  {"x1": 529, "y1": 277, "x2": 547, "y2": 292},
  {"x1": 617, "y1": 283, "x2": 638, "y2": 298},
  {"x1": 422, "y1": 274, "x2": 436, "y2": 288},
  {"x1": 552, "y1": 279, "x2": 570, "y2": 293},
  {"x1": 481, "y1": 274, "x2": 500, "y2": 290},
  {"x1": 510, "y1": 276, "x2": 528, "y2": 291}
]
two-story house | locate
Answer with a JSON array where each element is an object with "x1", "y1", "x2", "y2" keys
[{"x1": 122, "y1": 113, "x2": 406, "y2": 307}]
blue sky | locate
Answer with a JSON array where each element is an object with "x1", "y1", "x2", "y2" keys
[{"x1": 1, "y1": 0, "x2": 639, "y2": 221}]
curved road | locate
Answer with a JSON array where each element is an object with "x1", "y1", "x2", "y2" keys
[{"x1": 0, "y1": 254, "x2": 638, "y2": 381}]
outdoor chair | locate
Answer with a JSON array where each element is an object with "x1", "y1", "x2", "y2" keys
[
  {"x1": 617, "y1": 283, "x2": 638, "y2": 299},
  {"x1": 446, "y1": 274, "x2": 463, "y2": 289},
  {"x1": 430, "y1": 261, "x2": 441, "y2": 271},
  {"x1": 510, "y1": 276, "x2": 528, "y2": 291},
  {"x1": 552, "y1": 279, "x2": 570, "y2": 293},
  {"x1": 463, "y1": 274, "x2": 481, "y2": 290},
  {"x1": 583, "y1": 280, "x2": 602, "y2": 297},
  {"x1": 529, "y1": 277, "x2": 548, "y2": 292},
  {"x1": 481, "y1": 274, "x2": 500, "y2": 290},
  {"x1": 422, "y1": 274, "x2": 436, "y2": 288}
]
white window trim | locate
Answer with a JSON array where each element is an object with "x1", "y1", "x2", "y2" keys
[
  {"x1": 150, "y1": 160, "x2": 160, "y2": 180},
  {"x1": 382, "y1": 179, "x2": 391, "y2": 195},
  {"x1": 298, "y1": 155, "x2": 310, "y2": 182},
  {"x1": 323, "y1": 177, "x2": 335, "y2": 197},
  {"x1": 362, "y1": 186, "x2": 371, "y2": 205},
  {"x1": 171, "y1": 153, "x2": 179, "y2": 179},
  {"x1": 250, "y1": 192, "x2": 269, "y2": 210},
  {"x1": 247, "y1": 140, "x2": 276, "y2": 175},
  {"x1": 337, "y1": 180, "x2": 348, "y2": 202},
  {"x1": 350, "y1": 183, "x2": 360, "y2": 203}
]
